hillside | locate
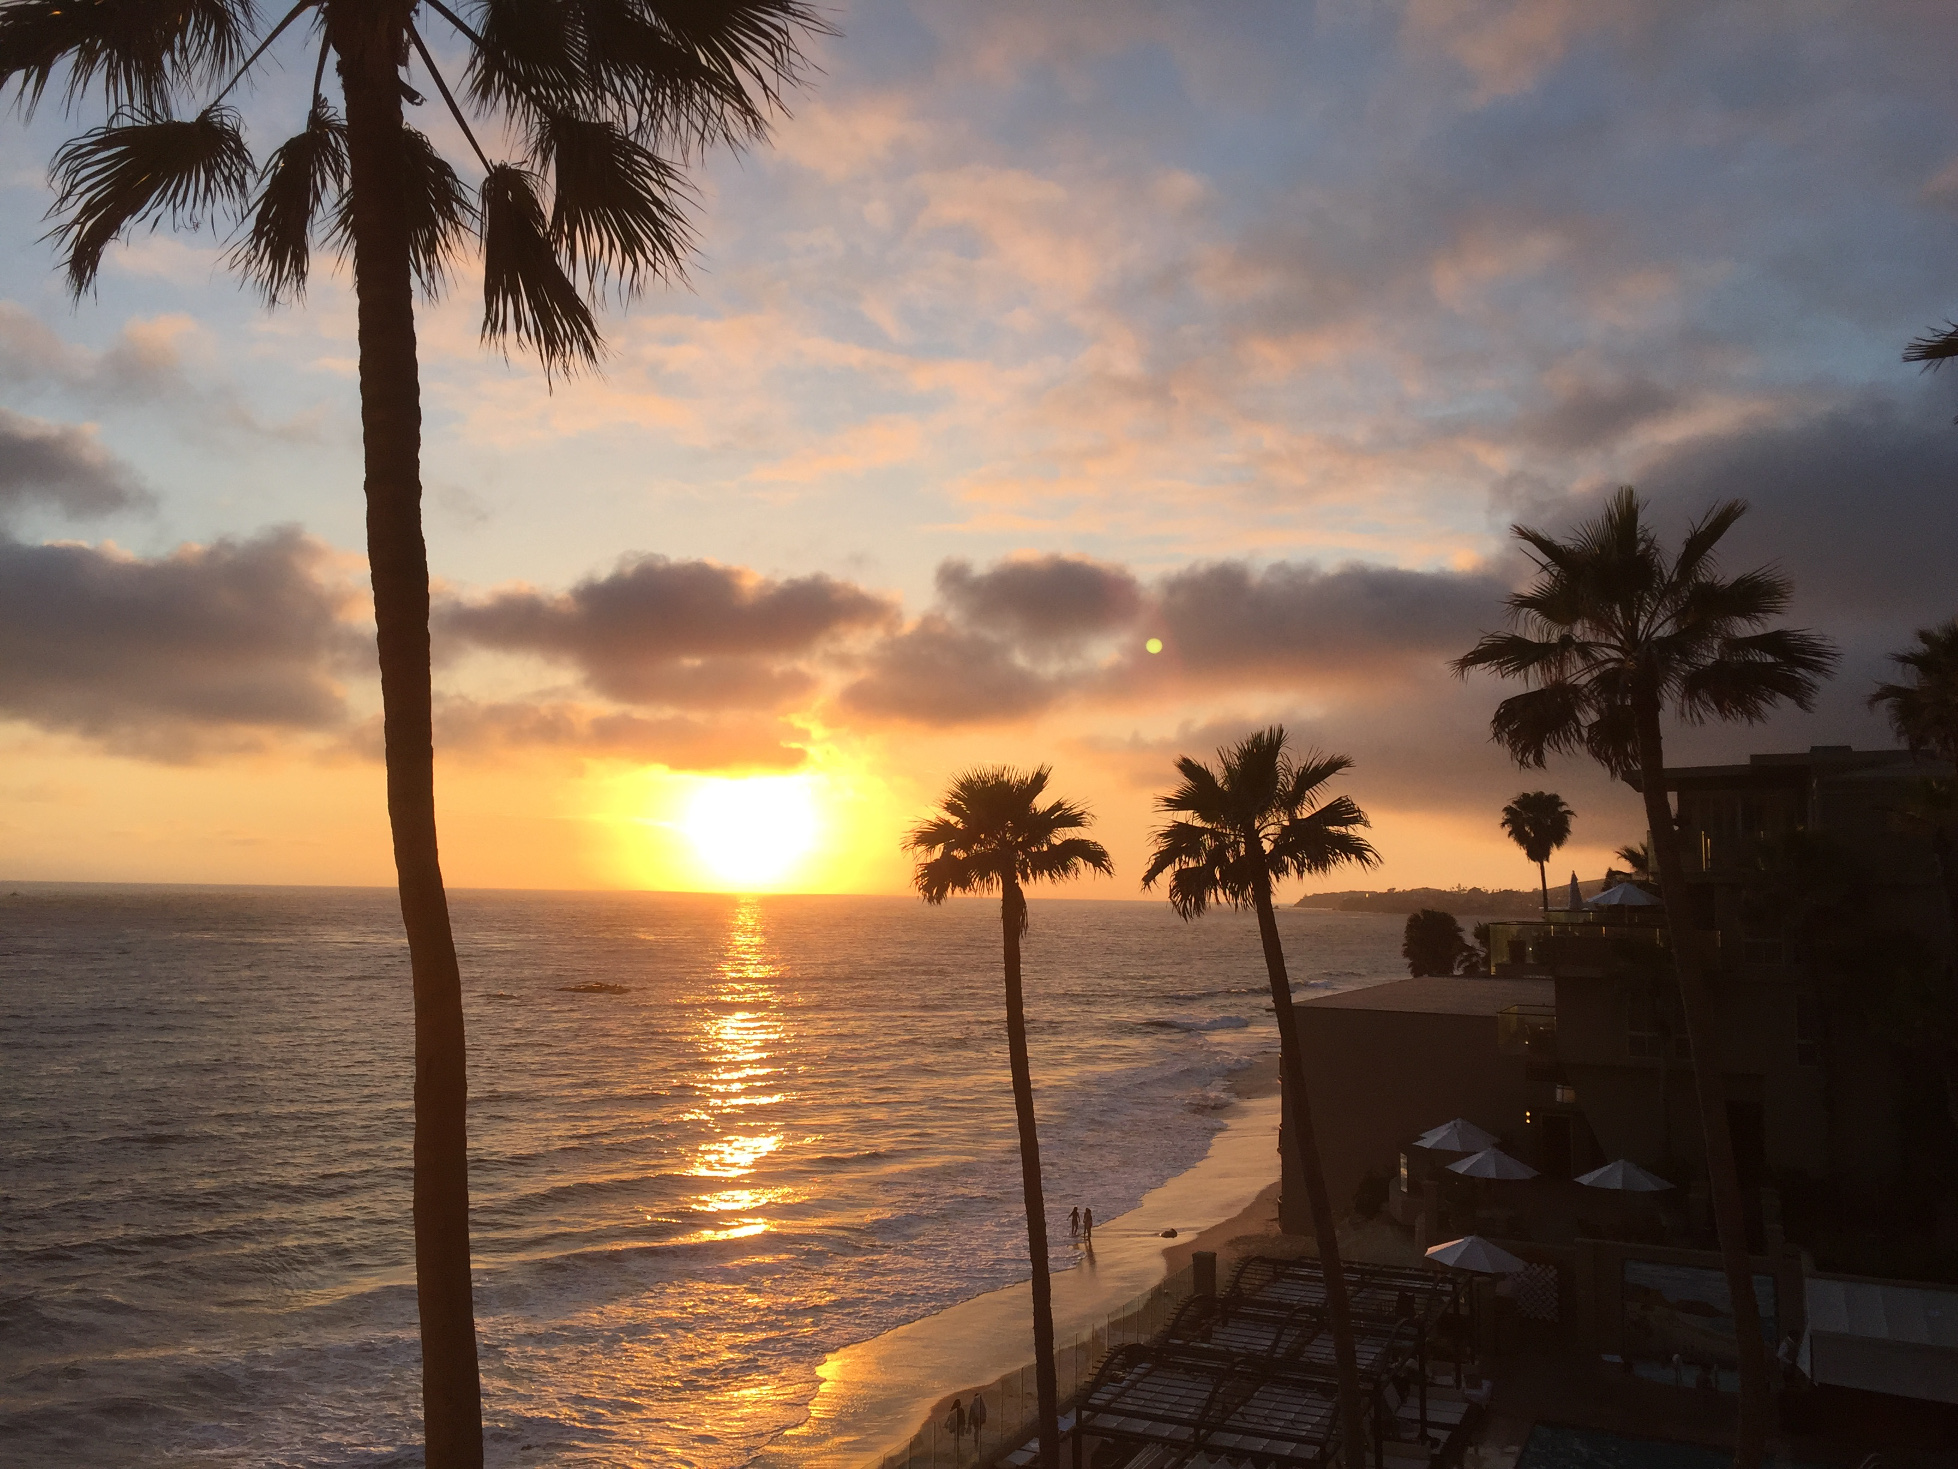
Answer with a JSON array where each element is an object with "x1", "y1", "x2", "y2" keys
[{"x1": 1293, "y1": 882, "x2": 1610, "y2": 917}]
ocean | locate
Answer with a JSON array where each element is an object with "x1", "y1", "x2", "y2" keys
[{"x1": 0, "y1": 886, "x2": 1407, "y2": 1467}]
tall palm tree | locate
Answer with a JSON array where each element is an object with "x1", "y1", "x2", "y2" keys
[
  {"x1": 1141, "y1": 728, "x2": 1378, "y2": 1469},
  {"x1": 1454, "y1": 487, "x2": 1835, "y2": 1469},
  {"x1": 1499, "y1": 791, "x2": 1574, "y2": 909},
  {"x1": 1614, "y1": 840, "x2": 1653, "y2": 878},
  {"x1": 905, "y1": 767, "x2": 1113, "y2": 1469},
  {"x1": 2, "y1": 6, "x2": 823, "y2": 1464}
]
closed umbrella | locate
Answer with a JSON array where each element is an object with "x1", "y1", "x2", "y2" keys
[
  {"x1": 1447, "y1": 1147, "x2": 1538, "y2": 1181},
  {"x1": 1575, "y1": 1158, "x2": 1673, "y2": 1192},
  {"x1": 1415, "y1": 1118, "x2": 1498, "y2": 1153},
  {"x1": 1424, "y1": 1235, "x2": 1528, "y2": 1274},
  {"x1": 1565, "y1": 872, "x2": 1582, "y2": 909}
]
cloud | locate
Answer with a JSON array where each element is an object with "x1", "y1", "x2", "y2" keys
[
  {"x1": 436, "y1": 554, "x2": 897, "y2": 708},
  {"x1": 0, "y1": 528, "x2": 365, "y2": 760},
  {"x1": 0, "y1": 408, "x2": 149, "y2": 521},
  {"x1": 841, "y1": 552, "x2": 1505, "y2": 727}
]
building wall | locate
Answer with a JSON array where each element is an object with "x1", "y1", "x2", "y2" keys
[{"x1": 1296, "y1": 1005, "x2": 1530, "y2": 1215}]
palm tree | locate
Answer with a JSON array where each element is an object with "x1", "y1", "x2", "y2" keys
[
  {"x1": 1402, "y1": 907, "x2": 1466, "y2": 976},
  {"x1": 1871, "y1": 618, "x2": 1958, "y2": 956},
  {"x1": 1614, "y1": 840, "x2": 1653, "y2": 878},
  {"x1": 1499, "y1": 791, "x2": 1574, "y2": 909},
  {"x1": 905, "y1": 767, "x2": 1113, "y2": 1469},
  {"x1": 1141, "y1": 728, "x2": 1378, "y2": 1469},
  {"x1": 2, "y1": 7, "x2": 823, "y2": 1464},
  {"x1": 1454, "y1": 487, "x2": 1835, "y2": 1469}
]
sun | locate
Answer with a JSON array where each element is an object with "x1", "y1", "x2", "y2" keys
[{"x1": 682, "y1": 776, "x2": 821, "y2": 891}]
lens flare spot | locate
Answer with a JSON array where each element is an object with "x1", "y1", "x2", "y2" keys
[{"x1": 1144, "y1": 637, "x2": 1163, "y2": 654}]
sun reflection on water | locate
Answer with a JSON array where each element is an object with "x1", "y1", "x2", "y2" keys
[{"x1": 684, "y1": 897, "x2": 793, "y2": 1240}]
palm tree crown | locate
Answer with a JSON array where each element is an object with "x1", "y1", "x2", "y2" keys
[
  {"x1": 1499, "y1": 791, "x2": 1572, "y2": 865},
  {"x1": 907, "y1": 766, "x2": 1114, "y2": 920},
  {"x1": 1141, "y1": 728, "x2": 1378, "y2": 912},
  {"x1": 6, "y1": 0, "x2": 824, "y2": 371},
  {"x1": 1452, "y1": 487, "x2": 1836, "y2": 775},
  {"x1": 1871, "y1": 619, "x2": 1958, "y2": 766}
]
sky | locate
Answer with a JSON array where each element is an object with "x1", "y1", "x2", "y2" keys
[{"x1": 4, "y1": 0, "x2": 1958, "y2": 896}]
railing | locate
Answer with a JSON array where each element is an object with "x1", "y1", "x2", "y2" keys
[
  {"x1": 1488, "y1": 921, "x2": 1694, "y2": 976},
  {"x1": 868, "y1": 1265, "x2": 1197, "y2": 1469}
]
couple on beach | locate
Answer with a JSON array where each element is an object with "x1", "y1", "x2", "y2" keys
[
  {"x1": 943, "y1": 1391, "x2": 987, "y2": 1445},
  {"x1": 1068, "y1": 1205, "x2": 1094, "y2": 1240}
]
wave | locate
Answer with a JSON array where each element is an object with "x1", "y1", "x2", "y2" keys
[{"x1": 1139, "y1": 1015, "x2": 1252, "y2": 1033}]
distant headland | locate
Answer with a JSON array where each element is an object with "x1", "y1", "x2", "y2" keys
[{"x1": 1293, "y1": 883, "x2": 1606, "y2": 917}]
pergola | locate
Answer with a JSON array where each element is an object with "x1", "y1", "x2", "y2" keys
[{"x1": 1072, "y1": 1258, "x2": 1474, "y2": 1469}]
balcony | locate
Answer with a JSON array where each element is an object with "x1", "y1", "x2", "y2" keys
[
  {"x1": 1497, "y1": 1003, "x2": 1556, "y2": 1058},
  {"x1": 1488, "y1": 918, "x2": 1711, "y2": 978}
]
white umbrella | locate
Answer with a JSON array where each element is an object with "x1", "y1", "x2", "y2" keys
[
  {"x1": 1415, "y1": 1117, "x2": 1498, "y2": 1153},
  {"x1": 1447, "y1": 1147, "x2": 1538, "y2": 1181},
  {"x1": 1575, "y1": 1158, "x2": 1674, "y2": 1192},
  {"x1": 1587, "y1": 883, "x2": 1663, "y2": 909},
  {"x1": 1425, "y1": 1235, "x2": 1528, "y2": 1274}
]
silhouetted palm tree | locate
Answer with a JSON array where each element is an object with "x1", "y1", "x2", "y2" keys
[
  {"x1": 1499, "y1": 791, "x2": 1573, "y2": 909},
  {"x1": 1141, "y1": 728, "x2": 1377, "y2": 1469},
  {"x1": 1614, "y1": 840, "x2": 1652, "y2": 878},
  {"x1": 1402, "y1": 908, "x2": 1466, "y2": 976},
  {"x1": 1455, "y1": 487, "x2": 1834, "y2": 1469},
  {"x1": 1871, "y1": 617, "x2": 1958, "y2": 953},
  {"x1": 2, "y1": 6, "x2": 823, "y2": 1462},
  {"x1": 906, "y1": 767, "x2": 1113, "y2": 1469}
]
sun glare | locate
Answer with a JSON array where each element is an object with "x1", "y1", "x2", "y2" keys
[{"x1": 682, "y1": 777, "x2": 820, "y2": 890}]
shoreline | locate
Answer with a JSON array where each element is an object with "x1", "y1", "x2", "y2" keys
[{"x1": 757, "y1": 1056, "x2": 1284, "y2": 1467}]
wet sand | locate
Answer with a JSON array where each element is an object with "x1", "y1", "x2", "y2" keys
[{"x1": 759, "y1": 1057, "x2": 1285, "y2": 1468}]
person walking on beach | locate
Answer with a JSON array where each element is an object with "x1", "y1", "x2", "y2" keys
[
  {"x1": 946, "y1": 1396, "x2": 966, "y2": 1449},
  {"x1": 1069, "y1": 1206, "x2": 1080, "y2": 1237},
  {"x1": 970, "y1": 1392, "x2": 987, "y2": 1445},
  {"x1": 1083, "y1": 1206, "x2": 1093, "y2": 1240}
]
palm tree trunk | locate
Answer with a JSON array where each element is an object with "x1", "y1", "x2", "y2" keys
[
  {"x1": 1538, "y1": 859, "x2": 1548, "y2": 911},
  {"x1": 1001, "y1": 878, "x2": 1060, "y2": 1469},
  {"x1": 337, "y1": 15, "x2": 483, "y2": 1466},
  {"x1": 1253, "y1": 877, "x2": 1366, "y2": 1469},
  {"x1": 1633, "y1": 701, "x2": 1768, "y2": 1469}
]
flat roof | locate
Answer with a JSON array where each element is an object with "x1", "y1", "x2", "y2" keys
[{"x1": 1301, "y1": 975, "x2": 1554, "y2": 1017}]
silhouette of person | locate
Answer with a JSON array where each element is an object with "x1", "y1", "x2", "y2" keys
[
  {"x1": 1083, "y1": 1206, "x2": 1093, "y2": 1239},
  {"x1": 1070, "y1": 1206, "x2": 1080, "y2": 1237},
  {"x1": 947, "y1": 1396, "x2": 966, "y2": 1442},
  {"x1": 970, "y1": 1392, "x2": 988, "y2": 1444}
]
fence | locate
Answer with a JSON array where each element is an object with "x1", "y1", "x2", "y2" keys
[{"x1": 868, "y1": 1264, "x2": 1198, "y2": 1469}]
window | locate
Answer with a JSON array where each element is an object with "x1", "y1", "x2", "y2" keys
[
  {"x1": 1796, "y1": 993, "x2": 1820, "y2": 1067},
  {"x1": 1399, "y1": 1151, "x2": 1409, "y2": 1190},
  {"x1": 1627, "y1": 990, "x2": 1662, "y2": 1059}
]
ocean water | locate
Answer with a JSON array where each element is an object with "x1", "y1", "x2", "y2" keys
[{"x1": 0, "y1": 886, "x2": 1406, "y2": 1468}]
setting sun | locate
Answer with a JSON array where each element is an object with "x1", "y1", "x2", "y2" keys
[{"x1": 683, "y1": 777, "x2": 821, "y2": 890}]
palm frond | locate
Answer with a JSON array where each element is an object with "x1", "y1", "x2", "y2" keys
[
  {"x1": 1671, "y1": 498, "x2": 1746, "y2": 587},
  {"x1": 482, "y1": 162, "x2": 600, "y2": 372},
  {"x1": 1678, "y1": 630, "x2": 1836, "y2": 722},
  {"x1": 537, "y1": 111, "x2": 692, "y2": 293},
  {"x1": 1267, "y1": 801, "x2": 1379, "y2": 878},
  {"x1": 330, "y1": 123, "x2": 475, "y2": 299},
  {"x1": 1904, "y1": 321, "x2": 1958, "y2": 367},
  {"x1": 0, "y1": 0, "x2": 253, "y2": 116},
  {"x1": 597, "y1": 0, "x2": 829, "y2": 151},
  {"x1": 46, "y1": 104, "x2": 251, "y2": 295},
  {"x1": 913, "y1": 849, "x2": 999, "y2": 905},
  {"x1": 1487, "y1": 684, "x2": 1589, "y2": 769},
  {"x1": 231, "y1": 97, "x2": 344, "y2": 303},
  {"x1": 1021, "y1": 837, "x2": 1114, "y2": 887}
]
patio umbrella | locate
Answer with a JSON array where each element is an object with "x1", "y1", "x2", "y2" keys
[
  {"x1": 1415, "y1": 1117, "x2": 1498, "y2": 1153},
  {"x1": 1425, "y1": 1235, "x2": 1528, "y2": 1274},
  {"x1": 1565, "y1": 872, "x2": 1582, "y2": 908},
  {"x1": 1587, "y1": 883, "x2": 1662, "y2": 909},
  {"x1": 1575, "y1": 1158, "x2": 1673, "y2": 1192},
  {"x1": 1447, "y1": 1147, "x2": 1538, "y2": 1181}
]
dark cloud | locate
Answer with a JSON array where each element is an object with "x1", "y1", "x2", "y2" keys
[
  {"x1": 1515, "y1": 377, "x2": 1682, "y2": 453},
  {"x1": 842, "y1": 553, "x2": 1506, "y2": 727},
  {"x1": 1148, "y1": 561, "x2": 1507, "y2": 682},
  {"x1": 0, "y1": 528, "x2": 364, "y2": 760},
  {"x1": 437, "y1": 555, "x2": 896, "y2": 708},
  {"x1": 934, "y1": 554, "x2": 1141, "y2": 644},
  {"x1": 0, "y1": 408, "x2": 149, "y2": 521}
]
